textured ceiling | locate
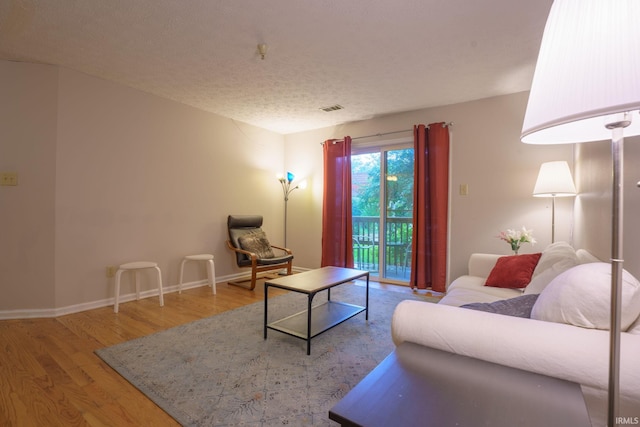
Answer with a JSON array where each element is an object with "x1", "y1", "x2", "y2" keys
[{"x1": 0, "y1": 0, "x2": 552, "y2": 134}]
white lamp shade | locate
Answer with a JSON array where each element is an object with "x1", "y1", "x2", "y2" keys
[
  {"x1": 521, "y1": 0, "x2": 640, "y2": 144},
  {"x1": 533, "y1": 161, "x2": 577, "y2": 197}
]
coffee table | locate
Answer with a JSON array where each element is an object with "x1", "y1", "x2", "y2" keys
[
  {"x1": 329, "y1": 342, "x2": 591, "y2": 427},
  {"x1": 264, "y1": 266, "x2": 369, "y2": 355}
]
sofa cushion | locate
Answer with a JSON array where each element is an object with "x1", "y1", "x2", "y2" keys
[
  {"x1": 532, "y1": 241, "x2": 578, "y2": 278},
  {"x1": 518, "y1": 242, "x2": 579, "y2": 295},
  {"x1": 485, "y1": 253, "x2": 542, "y2": 289},
  {"x1": 467, "y1": 253, "x2": 503, "y2": 278},
  {"x1": 440, "y1": 276, "x2": 523, "y2": 306},
  {"x1": 238, "y1": 231, "x2": 275, "y2": 259},
  {"x1": 628, "y1": 315, "x2": 640, "y2": 335},
  {"x1": 576, "y1": 248, "x2": 601, "y2": 264},
  {"x1": 461, "y1": 294, "x2": 539, "y2": 318},
  {"x1": 531, "y1": 262, "x2": 640, "y2": 330},
  {"x1": 524, "y1": 259, "x2": 577, "y2": 295}
]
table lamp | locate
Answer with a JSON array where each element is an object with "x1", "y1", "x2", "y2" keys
[{"x1": 533, "y1": 161, "x2": 577, "y2": 243}]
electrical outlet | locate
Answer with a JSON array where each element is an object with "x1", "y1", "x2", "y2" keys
[
  {"x1": 459, "y1": 183, "x2": 469, "y2": 196},
  {"x1": 0, "y1": 172, "x2": 18, "y2": 186},
  {"x1": 106, "y1": 266, "x2": 117, "y2": 278}
]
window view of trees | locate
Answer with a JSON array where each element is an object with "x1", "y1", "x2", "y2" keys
[
  {"x1": 351, "y1": 149, "x2": 414, "y2": 218},
  {"x1": 352, "y1": 153, "x2": 380, "y2": 217},
  {"x1": 384, "y1": 148, "x2": 414, "y2": 218}
]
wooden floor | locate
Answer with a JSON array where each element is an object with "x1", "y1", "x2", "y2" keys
[{"x1": 0, "y1": 277, "x2": 417, "y2": 426}]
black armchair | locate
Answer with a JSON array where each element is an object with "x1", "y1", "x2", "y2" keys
[{"x1": 226, "y1": 215, "x2": 293, "y2": 290}]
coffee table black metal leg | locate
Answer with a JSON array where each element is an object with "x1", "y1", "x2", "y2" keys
[
  {"x1": 306, "y1": 293, "x2": 315, "y2": 355},
  {"x1": 365, "y1": 273, "x2": 369, "y2": 320},
  {"x1": 264, "y1": 283, "x2": 268, "y2": 339}
]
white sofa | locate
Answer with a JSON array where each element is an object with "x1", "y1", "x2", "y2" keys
[{"x1": 391, "y1": 242, "x2": 640, "y2": 427}]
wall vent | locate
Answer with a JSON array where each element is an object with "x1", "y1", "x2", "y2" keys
[{"x1": 320, "y1": 104, "x2": 344, "y2": 112}]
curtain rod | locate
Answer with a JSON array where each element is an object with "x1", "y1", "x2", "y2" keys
[
  {"x1": 352, "y1": 128, "x2": 412, "y2": 141},
  {"x1": 320, "y1": 122, "x2": 453, "y2": 145}
]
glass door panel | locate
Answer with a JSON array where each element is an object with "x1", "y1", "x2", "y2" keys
[
  {"x1": 383, "y1": 148, "x2": 414, "y2": 280},
  {"x1": 351, "y1": 146, "x2": 413, "y2": 283},
  {"x1": 351, "y1": 152, "x2": 380, "y2": 273}
]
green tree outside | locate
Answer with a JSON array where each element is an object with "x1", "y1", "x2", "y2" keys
[{"x1": 351, "y1": 149, "x2": 414, "y2": 218}]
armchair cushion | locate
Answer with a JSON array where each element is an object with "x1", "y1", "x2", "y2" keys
[
  {"x1": 238, "y1": 231, "x2": 275, "y2": 259},
  {"x1": 226, "y1": 214, "x2": 293, "y2": 290}
]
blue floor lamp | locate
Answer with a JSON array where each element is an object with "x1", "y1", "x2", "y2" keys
[{"x1": 277, "y1": 171, "x2": 306, "y2": 248}]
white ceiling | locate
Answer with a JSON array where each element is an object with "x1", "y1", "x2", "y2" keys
[{"x1": 0, "y1": 0, "x2": 552, "y2": 134}]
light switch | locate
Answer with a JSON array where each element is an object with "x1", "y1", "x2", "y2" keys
[
  {"x1": 459, "y1": 183, "x2": 468, "y2": 196},
  {"x1": 0, "y1": 172, "x2": 18, "y2": 186}
]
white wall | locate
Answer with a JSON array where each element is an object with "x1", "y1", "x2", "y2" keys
[
  {"x1": 1, "y1": 60, "x2": 286, "y2": 314},
  {"x1": 574, "y1": 136, "x2": 640, "y2": 279},
  {"x1": 0, "y1": 61, "x2": 58, "y2": 310},
  {"x1": 285, "y1": 92, "x2": 575, "y2": 282}
]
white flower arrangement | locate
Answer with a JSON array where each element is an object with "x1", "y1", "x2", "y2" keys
[{"x1": 498, "y1": 227, "x2": 536, "y2": 254}]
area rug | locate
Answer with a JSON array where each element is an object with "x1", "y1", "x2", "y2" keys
[{"x1": 96, "y1": 285, "x2": 435, "y2": 426}]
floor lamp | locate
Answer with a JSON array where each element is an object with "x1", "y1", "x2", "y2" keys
[
  {"x1": 277, "y1": 171, "x2": 306, "y2": 248},
  {"x1": 521, "y1": 2, "x2": 640, "y2": 426},
  {"x1": 533, "y1": 161, "x2": 577, "y2": 243}
]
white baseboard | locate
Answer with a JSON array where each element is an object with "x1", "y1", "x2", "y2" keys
[
  {"x1": 0, "y1": 268, "x2": 309, "y2": 320},
  {"x1": 0, "y1": 279, "x2": 201, "y2": 320}
]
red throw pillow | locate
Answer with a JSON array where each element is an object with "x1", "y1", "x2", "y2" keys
[{"x1": 485, "y1": 253, "x2": 542, "y2": 289}]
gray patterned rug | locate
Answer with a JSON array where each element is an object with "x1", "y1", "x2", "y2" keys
[{"x1": 96, "y1": 285, "x2": 434, "y2": 426}]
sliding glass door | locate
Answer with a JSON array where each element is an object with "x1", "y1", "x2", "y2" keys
[{"x1": 352, "y1": 144, "x2": 414, "y2": 283}]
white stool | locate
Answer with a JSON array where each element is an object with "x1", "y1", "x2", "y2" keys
[
  {"x1": 114, "y1": 261, "x2": 164, "y2": 313},
  {"x1": 178, "y1": 254, "x2": 216, "y2": 294}
]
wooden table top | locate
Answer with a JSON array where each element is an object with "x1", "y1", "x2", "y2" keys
[{"x1": 264, "y1": 266, "x2": 369, "y2": 293}]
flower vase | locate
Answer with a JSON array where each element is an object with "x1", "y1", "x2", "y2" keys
[{"x1": 511, "y1": 242, "x2": 520, "y2": 255}]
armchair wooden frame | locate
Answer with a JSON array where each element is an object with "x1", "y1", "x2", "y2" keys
[{"x1": 226, "y1": 215, "x2": 294, "y2": 290}]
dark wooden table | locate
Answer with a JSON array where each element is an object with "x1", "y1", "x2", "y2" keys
[
  {"x1": 264, "y1": 266, "x2": 369, "y2": 355},
  {"x1": 329, "y1": 341, "x2": 592, "y2": 427}
]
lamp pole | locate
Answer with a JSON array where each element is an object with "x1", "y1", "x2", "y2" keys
[
  {"x1": 607, "y1": 120, "x2": 628, "y2": 426},
  {"x1": 278, "y1": 172, "x2": 304, "y2": 248},
  {"x1": 550, "y1": 195, "x2": 556, "y2": 243}
]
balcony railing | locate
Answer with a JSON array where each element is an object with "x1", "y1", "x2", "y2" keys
[{"x1": 353, "y1": 216, "x2": 412, "y2": 280}]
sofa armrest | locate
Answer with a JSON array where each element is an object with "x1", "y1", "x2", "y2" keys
[
  {"x1": 467, "y1": 253, "x2": 502, "y2": 278},
  {"x1": 391, "y1": 300, "x2": 640, "y2": 401}
]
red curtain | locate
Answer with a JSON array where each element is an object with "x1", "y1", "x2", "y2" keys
[
  {"x1": 321, "y1": 137, "x2": 354, "y2": 268},
  {"x1": 410, "y1": 123, "x2": 450, "y2": 292}
]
